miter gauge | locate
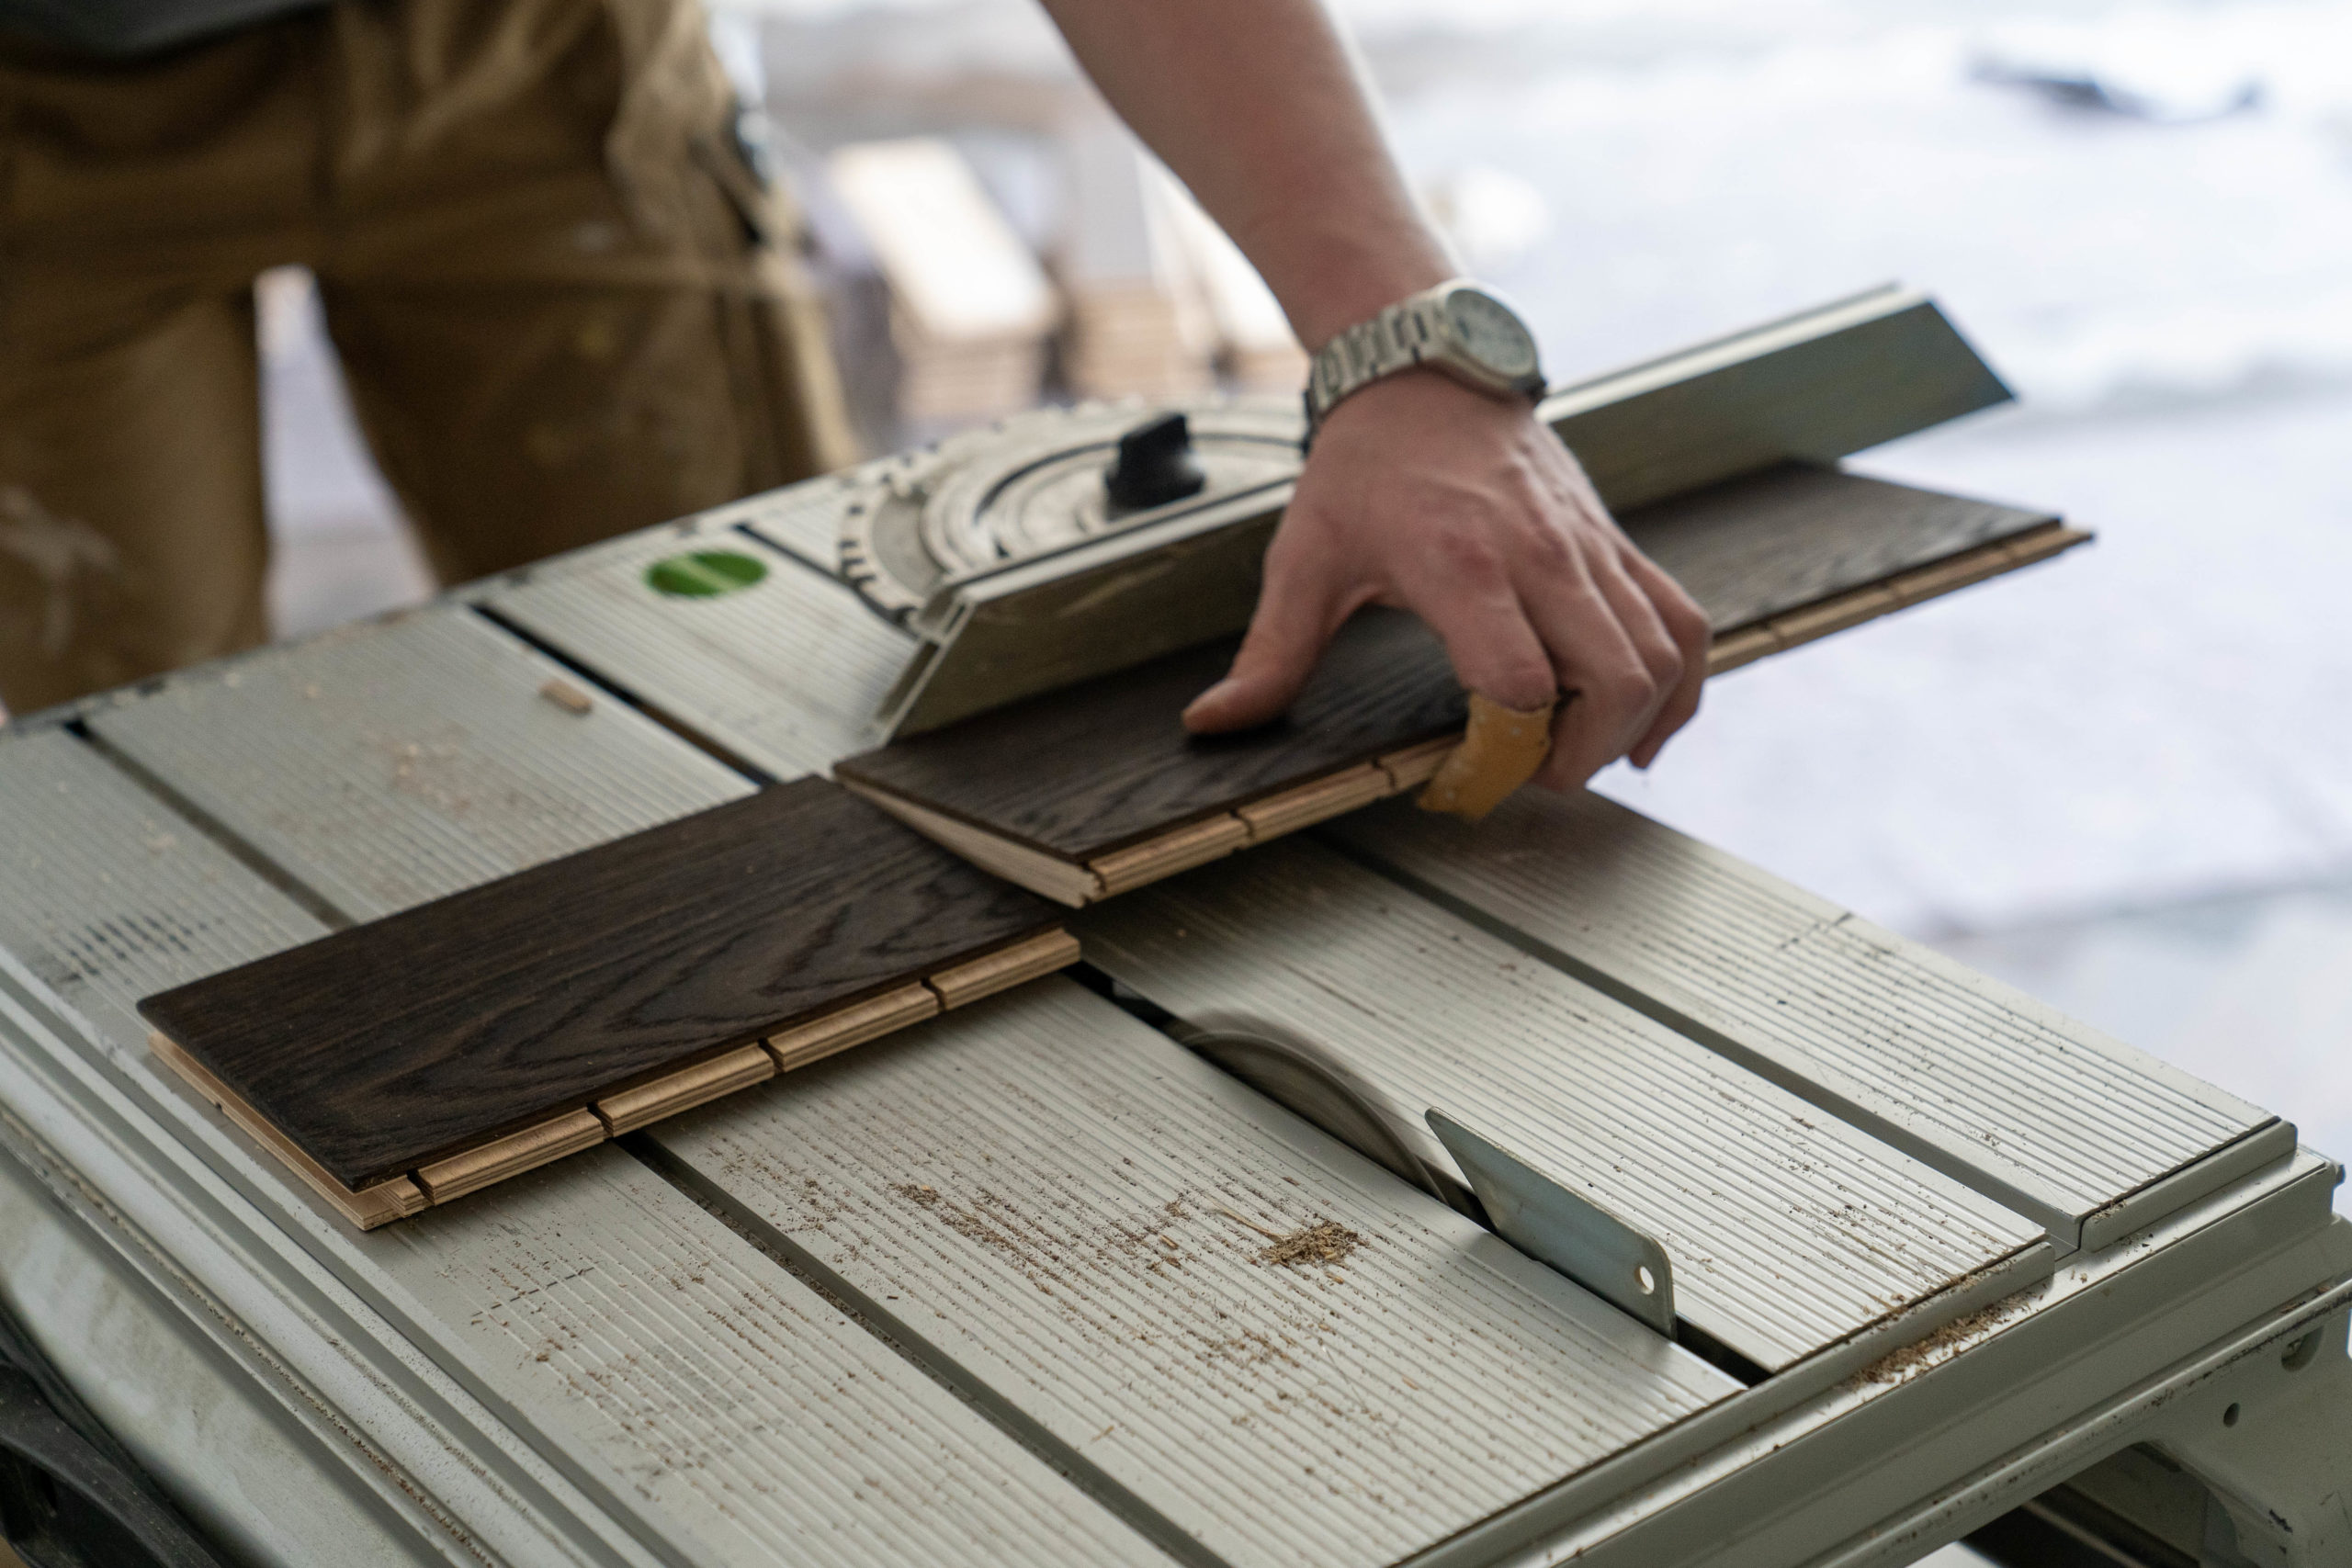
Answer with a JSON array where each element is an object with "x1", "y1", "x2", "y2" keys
[
  {"x1": 839, "y1": 285, "x2": 2011, "y2": 741},
  {"x1": 841, "y1": 395, "x2": 1306, "y2": 739}
]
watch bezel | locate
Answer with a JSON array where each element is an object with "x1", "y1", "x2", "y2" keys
[
  {"x1": 1302, "y1": 276, "x2": 1548, "y2": 440},
  {"x1": 1430, "y1": 282, "x2": 1547, "y2": 399}
]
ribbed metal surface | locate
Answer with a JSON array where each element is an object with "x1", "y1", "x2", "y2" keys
[
  {"x1": 486, "y1": 525, "x2": 912, "y2": 779},
  {"x1": 650, "y1": 979, "x2": 1740, "y2": 1568},
  {"x1": 1328, "y1": 792, "x2": 2274, "y2": 1246},
  {"x1": 86, "y1": 607, "x2": 752, "y2": 919},
  {"x1": 0, "y1": 728, "x2": 326, "y2": 1042},
  {"x1": 1078, "y1": 841, "x2": 2043, "y2": 1373},
  {"x1": 385, "y1": 1148, "x2": 1173, "y2": 1568},
  {"x1": 0, "y1": 728, "x2": 1166, "y2": 1568},
  {"x1": 730, "y1": 470, "x2": 865, "y2": 573}
]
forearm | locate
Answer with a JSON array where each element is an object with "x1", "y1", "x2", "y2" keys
[{"x1": 1036, "y1": 0, "x2": 1453, "y2": 347}]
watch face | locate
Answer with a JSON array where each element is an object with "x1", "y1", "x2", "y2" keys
[{"x1": 1445, "y1": 288, "x2": 1541, "y2": 381}]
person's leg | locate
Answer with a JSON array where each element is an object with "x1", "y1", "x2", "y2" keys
[
  {"x1": 316, "y1": 0, "x2": 854, "y2": 587},
  {"x1": 0, "y1": 297, "x2": 270, "y2": 715},
  {"x1": 0, "y1": 30, "x2": 312, "y2": 714}
]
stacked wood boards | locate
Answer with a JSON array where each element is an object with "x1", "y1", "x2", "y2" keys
[
  {"x1": 1160, "y1": 185, "x2": 1306, "y2": 393},
  {"x1": 140, "y1": 778, "x2": 1073, "y2": 1227},
  {"x1": 837, "y1": 465, "x2": 2087, "y2": 904},
  {"x1": 1056, "y1": 118, "x2": 1218, "y2": 400},
  {"x1": 1323, "y1": 788, "x2": 2290, "y2": 1251},
  {"x1": 829, "y1": 138, "x2": 1057, "y2": 423}
]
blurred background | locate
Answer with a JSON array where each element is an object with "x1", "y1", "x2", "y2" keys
[{"x1": 259, "y1": 0, "x2": 2352, "y2": 1272}]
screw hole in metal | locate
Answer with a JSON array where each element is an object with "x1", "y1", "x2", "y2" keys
[
  {"x1": 2222, "y1": 1403, "x2": 2242, "y2": 1427},
  {"x1": 1636, "y1": 1265, "x2": 1656, "y2": 1296},
  {"x1": 2282, "y1": 1329, "x2": 2324, "y2": 1371}
]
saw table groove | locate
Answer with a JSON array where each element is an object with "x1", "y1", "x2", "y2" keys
[
  {"x1": 645, "y1": 978, "x2": 1741, "y2": 1568},
  {"x1": 84, "y1": 605, "x2": 754, "y2": 921},
  {"x1": 1326, "y1": 790, "x2": 2283, "y2": 1249},
  {"x1": 1076, "y1": 840, "x2": 2048, "y2": 1373},
  {"x1": 139, "y1": 777, "x2": 1069, "y2": 1198}
]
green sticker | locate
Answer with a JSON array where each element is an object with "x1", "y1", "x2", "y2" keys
[{"x1": 645, "y1": 549, "x2": 768, "y2": 598}]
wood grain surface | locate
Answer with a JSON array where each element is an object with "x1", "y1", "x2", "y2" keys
[
  {"x1": 837, "y1": 466, "x2": 2061, "y2": 866},
  {"x1": 1622, "y1": 462, "x2": 2057, "y2": 632},
  {"x1": 837, "y1": 606, "x2": 1467, "y2": 861},
  {"x1": 140, "y1": 778, "x2": 1060, "y2": 1191}
]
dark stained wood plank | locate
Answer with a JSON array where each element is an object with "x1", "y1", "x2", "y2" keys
[
  {"x1": 1621, "y1": 462, "x2": 2057, "y2": 633},
  {"x1": 835, "y1": 466, "x2": 2065, "y2": 871},
  {"x1": 837, "y1": 606, "x2": 1467, "y2": 862},
  {"x1": 139, "y1": 778, "x2": 1061, "y2": 1191}
]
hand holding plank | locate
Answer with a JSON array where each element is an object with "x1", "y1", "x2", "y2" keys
[{"x1": 1182, "y1": 368, "x2": 1712, "y2": 789}]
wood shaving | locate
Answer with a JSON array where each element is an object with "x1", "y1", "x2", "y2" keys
[{"x1": 1257, "y1": 1221, "x2": 1362, "y2": 1269}]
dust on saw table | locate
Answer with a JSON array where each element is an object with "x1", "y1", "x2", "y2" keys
[
  {"x1": 835, "y1": 463, "x2": 2085, "y2": 905},
  {"x1": 139, "y1": 777, "x2": 1074, "y2": 1227}
]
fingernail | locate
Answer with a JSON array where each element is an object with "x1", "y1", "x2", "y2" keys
[{"x1": 1182, "y1": 679, "x2": 1236, "y2": 722}]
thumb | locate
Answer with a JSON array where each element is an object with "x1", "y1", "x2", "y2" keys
[{"x1": 1182, "y1": 539, "x2": 1354, "y2": 734}]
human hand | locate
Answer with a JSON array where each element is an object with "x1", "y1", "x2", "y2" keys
[{"x1": 1181, "y1": 368, "x2": 1712, "y2": 788}]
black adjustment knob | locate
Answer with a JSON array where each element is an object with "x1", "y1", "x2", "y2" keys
[{"x1": 1103, "y1": 412, "x2": 1208, "y2": 513}]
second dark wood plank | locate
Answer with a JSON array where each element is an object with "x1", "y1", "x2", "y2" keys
[
  {"x1": 837, "y1": 606, "x2": 1466, "y2": 861},
  {"x1": 836, "y1": 465, "x2": 2058, "y2": 865},
  {"x1": 1622, "y1": 461, "x2": 2056, "y2": 632}
]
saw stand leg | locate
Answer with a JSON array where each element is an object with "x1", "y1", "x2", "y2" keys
[{"x1": 1976, "y1": 1308, "x2": 2352, "y2": 1567}]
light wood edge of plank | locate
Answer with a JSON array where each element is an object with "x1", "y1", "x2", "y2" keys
[
  {"x1": 1707, "y1": 525, "x2": 2092, "y2": 674},
  {"x1": 413, "y1": 1110, "x2": 607, "y2": 1205},
  {"x1": 594, "y1": 1043, "x2": 777, "y2": 1136},
  {"x1": 1376, "y1": 736, "x2": 1462, "y2": 793},
  {"x1": 1091, "y1": 743, "x2": 1464, "y2": 896},
  {"x1": 767, "y1": 983, "x2": 940, "y2": 1074},
  {"x1": 1235, "y1": 763, "x2": 1394, "y2": 842},
  {"x1": 149, "y1": 1032, "x2": 428, "y2": 1230},
  {"x1": 926, "y1": 929, "x2": 1082, "y2": 1010},
  {"x1": 1767, "y1": 583, "x2": 1906, "y2": 649},
  {"x1": 1088, "y1": 814, "x2": 1252, "y2": 897},
  {"x1": 838, "y1": 777, "x2": 1105, "y2": 906}
]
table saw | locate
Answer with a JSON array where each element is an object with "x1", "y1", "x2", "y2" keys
[{"x1": 0, "y1": 293, "x2": 2346, "y2": 1568}]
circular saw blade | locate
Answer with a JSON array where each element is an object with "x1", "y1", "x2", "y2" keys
[{"x1": 1170, "y1": 1013, "x2": 1480, "y2": 1220}]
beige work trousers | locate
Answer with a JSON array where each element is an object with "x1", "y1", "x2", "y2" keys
[{"x1": 0, "y1": 0, "x2": 854, "y2": 715}]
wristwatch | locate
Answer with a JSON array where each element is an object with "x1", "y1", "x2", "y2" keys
[{"x1": 1303, "y1": 278, "x2": 1546, "y2": 442}]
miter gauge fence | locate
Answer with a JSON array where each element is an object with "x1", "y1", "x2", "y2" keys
[{"x1": 841, "y1": 283, "x2": 2011, "y2": 741}]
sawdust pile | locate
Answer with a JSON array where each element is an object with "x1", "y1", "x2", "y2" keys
[
  {"x1": 1850, "y1": 1292, "x2": 2035, "y2": 1389},
  {"x1": 1258, "y1": 1221, "x2": 1362, "y2": 1269}
]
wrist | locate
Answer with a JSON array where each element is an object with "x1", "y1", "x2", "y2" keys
[
  {"x1": 1317, "y1": 362, "x2": 1526, "y2": 424},
  {"x1": 1303, "y1": 278, "x2": 1545, "y2": 441},
  {"x1": 1278, "y1": 237, "x2": 1454, "y2": 352}
]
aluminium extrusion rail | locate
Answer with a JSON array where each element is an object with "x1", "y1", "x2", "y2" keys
[{"x1": 0, "y1": 475, "x2": 2344, "y2": 1567}]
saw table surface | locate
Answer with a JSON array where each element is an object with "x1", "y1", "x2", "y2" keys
[{"x1": 0, "y1": 458, "x2": 2346, "y2": 1568}]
